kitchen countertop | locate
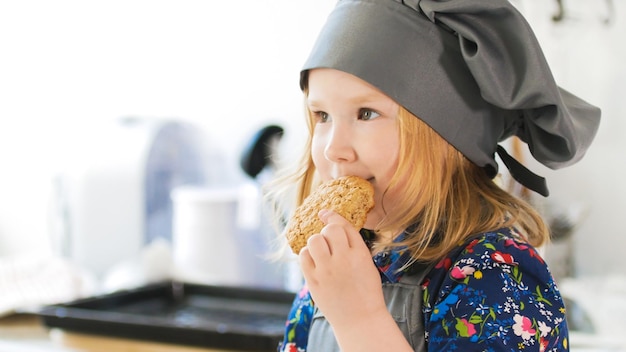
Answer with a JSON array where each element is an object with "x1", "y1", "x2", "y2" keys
[
  {"x1": 0, "y1": 314, "x2": 255, "y2": 352},
  {"x1": 5, "y1": 311, "x2": 625, "y2": 352}
]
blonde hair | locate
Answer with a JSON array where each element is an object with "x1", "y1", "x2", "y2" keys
[{"x1": 265, "y1": 103, "x2": 549, "y2": 262}]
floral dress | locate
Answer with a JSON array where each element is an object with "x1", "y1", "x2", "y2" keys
[{"x1": 278, "y1": 227, "x2": 569, "y2": 351}]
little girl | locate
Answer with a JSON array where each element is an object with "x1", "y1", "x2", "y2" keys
[{"x1": 269, "y1": 0, "x2": 601, "y2": 350}]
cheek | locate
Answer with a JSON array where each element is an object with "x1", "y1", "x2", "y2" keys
[
  {"x1": 371, "y1": 140, "x2": 399, "y2": 180},
  {"x1": 311, "y1": 134, "x2": 329, "y2": 173},
  {"x1": 368, "y1": 141, "x2": 401, "y2": 205}
]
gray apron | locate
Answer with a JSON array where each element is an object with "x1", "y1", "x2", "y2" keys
[{"x1": 306, "y1": 263, "x2": 433, "y2": 352}]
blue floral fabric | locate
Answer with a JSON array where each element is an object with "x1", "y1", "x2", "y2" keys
[
  {"x1": 277, "y1": 227, "x2": 569, "y2": 351},
  {"x1": 423, "y1": 228, "x2": 569, "y2": 351}
]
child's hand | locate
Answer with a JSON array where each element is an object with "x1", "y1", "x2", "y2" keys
[{"x1": 298, "y1": 209, "x2": 387, "y2": 329}]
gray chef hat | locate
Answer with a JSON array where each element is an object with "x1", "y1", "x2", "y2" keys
[{"x1": 300, "y1": 0, "x2": 601, "y2": 197}]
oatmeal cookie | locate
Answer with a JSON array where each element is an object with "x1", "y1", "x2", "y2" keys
[{"x1": 285, "y1": 176, "x2": 375, "y2": 254}]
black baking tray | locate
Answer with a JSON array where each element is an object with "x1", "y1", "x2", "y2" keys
[{"x1": 36, "y1": 281, "x2": 296, "y2": 351}]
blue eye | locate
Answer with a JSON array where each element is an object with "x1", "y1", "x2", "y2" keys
[{"x1": 359, "y1": 109, "x2": 380, "y2": 121}]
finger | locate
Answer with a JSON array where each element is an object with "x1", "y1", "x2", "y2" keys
[
  {"x1": 319, "y1": 222, "x2": 350, "y2": 254},
  {"x1": 305, "y1": 232, "x2": 331, "y2": 259},
  {"x1": 319, "y1": 210, "x2": 366, "y2": 250},
  {"x1": 298, "y1": 246, "x2": 315, "y2": 271},
  {"x1": 298, "y1": 246, "x2": 318, "y2": 285},
  {"x1": 319, "y1": 209, "x2": 350, "y2": 226}
]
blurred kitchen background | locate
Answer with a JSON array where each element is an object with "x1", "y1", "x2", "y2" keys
[{"x1": 0, "y1": 0, "x2": 624, "y2": 349}]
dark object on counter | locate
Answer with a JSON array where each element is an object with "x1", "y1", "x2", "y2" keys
[
  {"x1": 240, "y1": 125, "x2": 284, "y2": 179},
  {"x1": 37, "y1": 281, "x2": 295, "y2": 351},
  {"x1": 552, "y1": 0, "x2": 614, "y2": 24}
]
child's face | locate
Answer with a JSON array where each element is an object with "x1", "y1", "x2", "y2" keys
[{"x1": 307, "y1": 68, "x2": 401, "y2": 229}]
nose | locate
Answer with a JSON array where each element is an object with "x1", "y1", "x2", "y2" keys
[{"x1": 324, "y1": 121, "x2": 356, "y2": 163}]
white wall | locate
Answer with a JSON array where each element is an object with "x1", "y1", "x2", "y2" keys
[
  {"x1": 0, "y1": 0, "x2": 623, "y2": 277},
  {"x1": 515, "y1": 0, "x2": 626, "y2": 277},
  {"x1": 0, "y1": 0, "x2": 336, "y2": 256}
]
